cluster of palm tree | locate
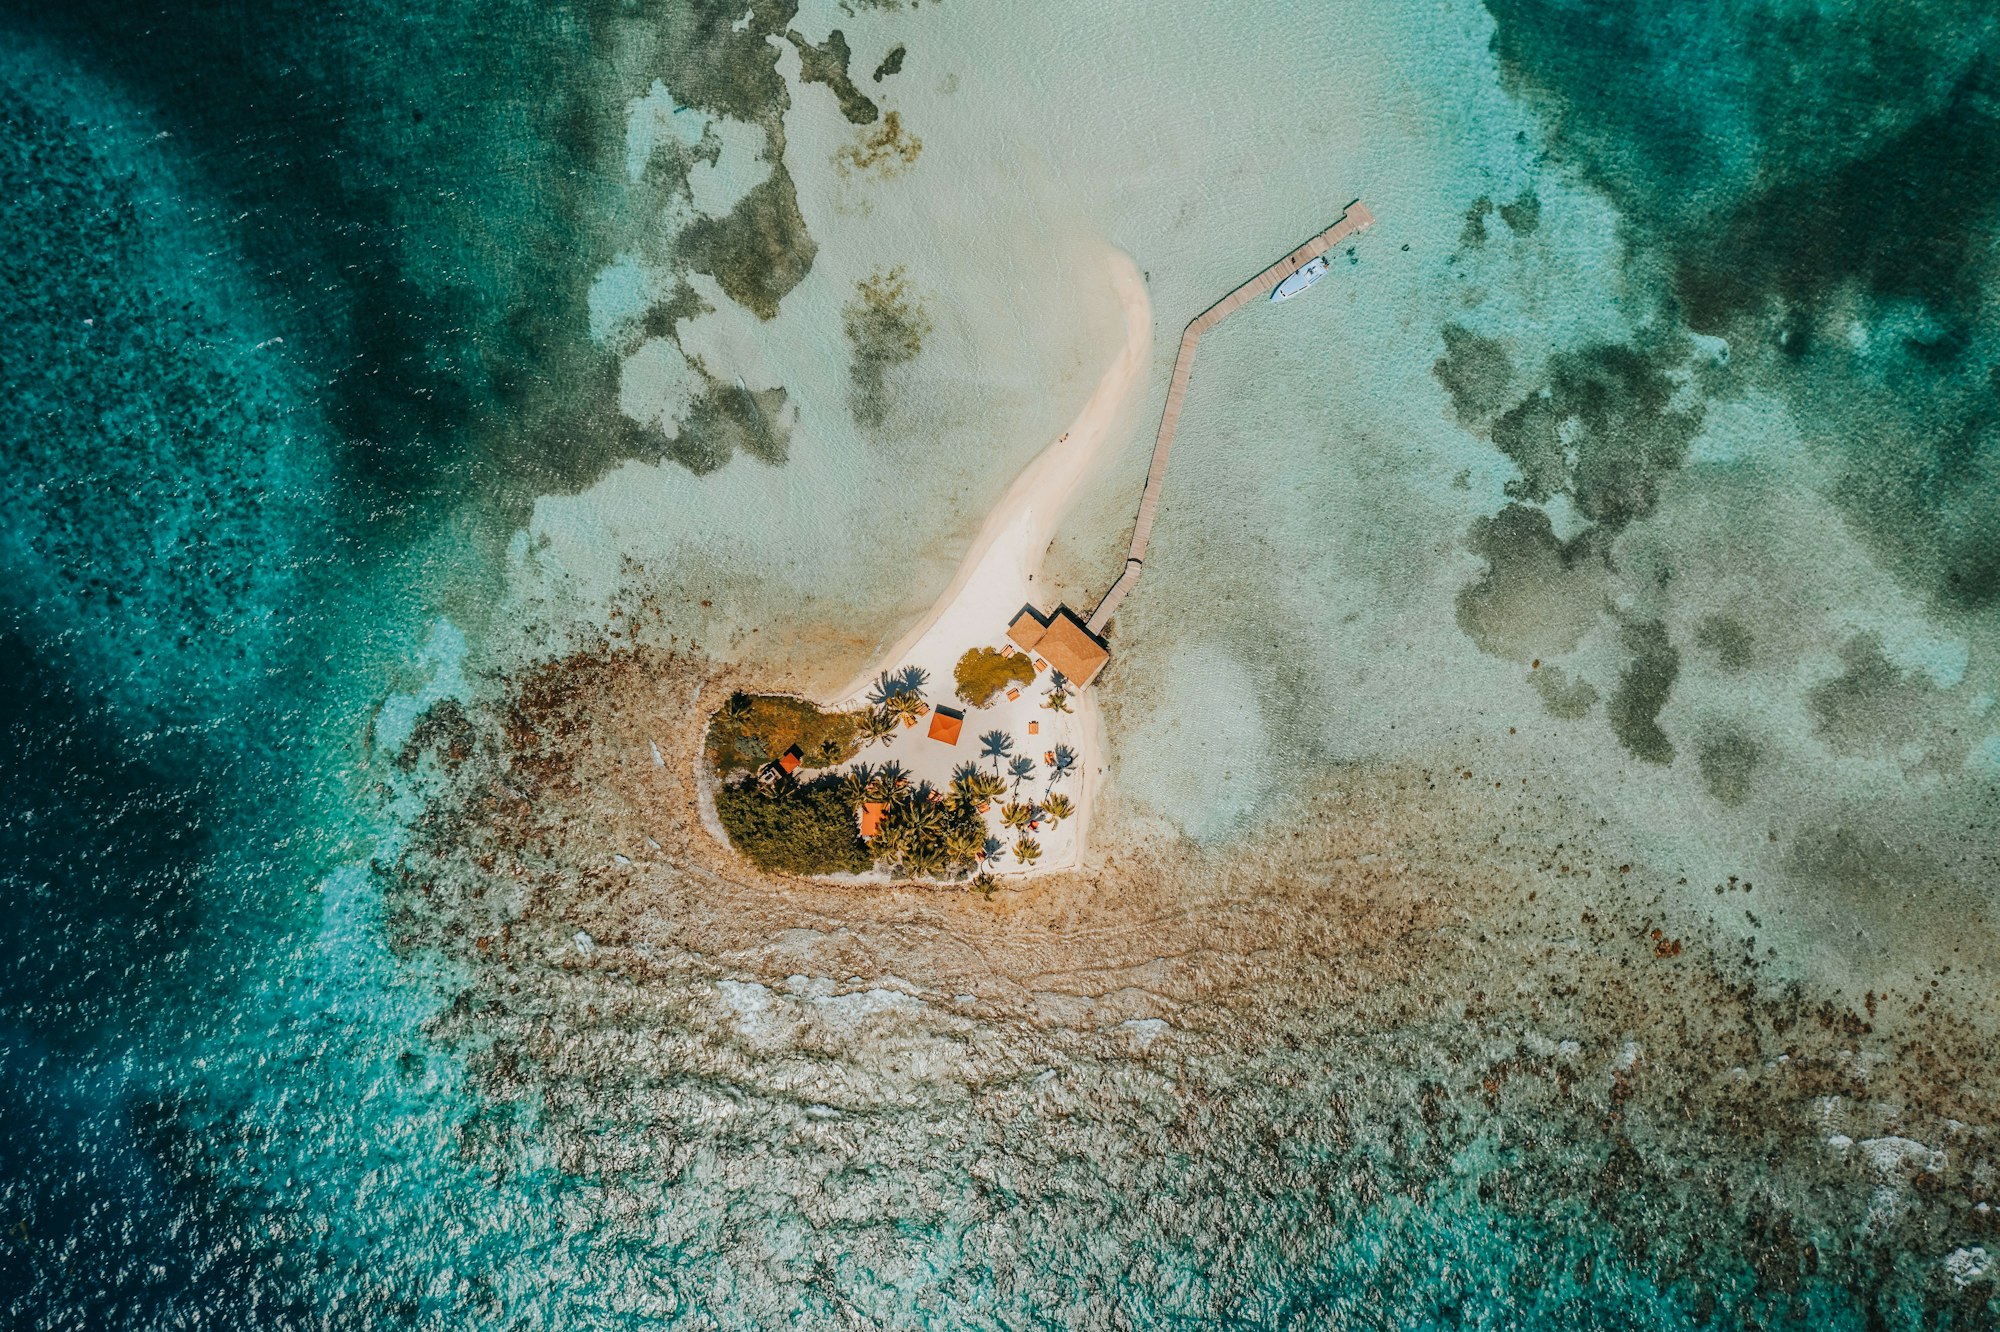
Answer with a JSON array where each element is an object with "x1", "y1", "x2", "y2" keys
[
  {"x1": 857, "y1": 708, "x2": 898, "y2": 748},
  {"x1": 862, "y1": 665, "x2": 930, "y2": 737},
  {"x1": 843, "y1": 759, "x2": 987, "y2": 880},
  {"x1": 868, "y1": 665, "x2": 929, "y2": 705},
  {"x1": 995, "y1": 790, "x2": 1072, "y2": 834},
  {"x1": 949, "y1": 761, "x2": 1007, "y2": 809},
  {"x1": 831, "y1": 682, "x2": 1080, "y2": 883}
]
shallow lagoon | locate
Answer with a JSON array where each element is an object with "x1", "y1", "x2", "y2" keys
[{"x1": 3, "y1": 0, "x2": 1998, "y2": 1325}]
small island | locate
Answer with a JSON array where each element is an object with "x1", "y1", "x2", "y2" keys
[
  {"x1": 706, "y1": 603, "x2": 1106, "y2": 886},
  {"x1": 697, "y1": 212, "x2": 1374, "y2": 887}
]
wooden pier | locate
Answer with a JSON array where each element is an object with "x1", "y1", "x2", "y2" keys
[{"x1": 1085, "y1": 200, "x2": 1375, "y2": 634}]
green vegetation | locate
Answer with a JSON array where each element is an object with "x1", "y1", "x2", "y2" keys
[
  {"x1": 714, "y1": 775, "x2": 873, "y2": 875},
  {"x1": 955, "y1": 648, "x2": 1037, "y2": 707},
  {"x1": 849, "y1": 762, "x2": 988, "y2": 881},
  {"x1": 1039, "y1": 793, "x2": 1073, "y2": 826},
  {"x1": 718, "y1": 757, "x2": 990, "y2": 881},
  {"x1": 857, "y1": 707, "x2": 898, "y2": 748},
  {"x1": 705, "y1": 692, "x2": 866, "y2": 778}
]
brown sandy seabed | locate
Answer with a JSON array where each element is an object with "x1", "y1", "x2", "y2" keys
[{"x1": 382, "y1": 626, "x2": 2000, "y2": 1323}]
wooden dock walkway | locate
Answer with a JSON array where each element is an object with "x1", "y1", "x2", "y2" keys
[{"x1": 1085, "y1": 200, "x2": 1375, "y2": 634}]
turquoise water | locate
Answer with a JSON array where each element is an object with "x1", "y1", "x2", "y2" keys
[{"x1": 3, "y1": 0, "x2": 1998, "y2": 1326}]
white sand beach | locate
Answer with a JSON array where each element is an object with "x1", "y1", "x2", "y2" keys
[{"x1": 828, "y1": 247, "x2": 1154, "y2": 874}]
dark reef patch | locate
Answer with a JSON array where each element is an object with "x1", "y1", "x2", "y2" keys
[
  {"x1": 1497, "y1": 188, "x2": 1541, "y2": 235},
  {"x1": 1529, "y1": 663, "x2": 1597, "y2": 720},
  {"x1": 872, "y1": 43, "x2": 906, "y2": 82},
  {"x1": 1786, "y1": 824, "x2": 1953, "y2": 922},
  {"x1": 642, "y1": 0, "x2": 803, "y2": 127},
  {"x1": 1479, "y1": 0, "x2": 2000, "y2": 613},
  {"x1": 1606, "y1": 619, "x2": 1679, "y2": 764},
  {"x1": 1460, "y1": 195, "x2": 1493, "y2": 247},
  {"x1": 785, "y1": 28, "x2": 879, "y2": 124},
  {"x1": 1805, "y1": 633, "x2": 1952, "y2": 759},
  {"x1": 1695, "y1": 614, "x2": 1755, "y2": 671},
  {"x1": 664, "y1": 382, "x2": 793, "y2": 474},
  {"x1": 1456, "y1": 504, "x2": 1604, "y2": 661},
  {"x1": 843, "y1": 266, "x2": 932, "y2": 428},
  {"x1": 1696, "y1": 729, "x2": 1760, "y2": 805},
  {"x1": 1538, "y1": 341, "x2": 1702, "y2": 531},
  {"x1": 1432, "y1": 323, "x2": 1516, "y2": 428},
  {"x1": 679, "y1": 168, "x2": 819, "y2": 322}
]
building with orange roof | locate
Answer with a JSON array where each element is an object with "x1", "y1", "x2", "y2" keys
[
  {"x1": 1009, "y1": 604, "x2": 1110, "y2": 687},
  {"x1": 1007, "y1": 607, "x2": 1048, "y2": 652},
  {"x1": 927, "y1": 705, "x2": 964, "y2": 745}
]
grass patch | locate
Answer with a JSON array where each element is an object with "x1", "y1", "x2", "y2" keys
[
  {"x1": 706, "y1": 693, "x2": 866, "y2": 777},
  {"x1": 715, "y1": 775, "x2": 873, "y2": 875},
  {"x1": 954, "y1": 648, "x2": 1036, "y2": 708}
]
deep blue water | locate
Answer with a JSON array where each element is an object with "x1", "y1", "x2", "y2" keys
[{"x1": 2, "y1": 1, "x2": 1998, "y2": 1327}]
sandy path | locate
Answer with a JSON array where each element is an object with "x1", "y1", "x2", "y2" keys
[{"x1": 835, "y1": 249, "x2": 1153, "y2": 707}]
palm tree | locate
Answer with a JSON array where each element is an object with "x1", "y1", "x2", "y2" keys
[
  {"x1": 868, "y1": 761, "x2": 910, "y2": 801},
  {"x1": 979, "y1": 729, "x2": 1013, "y2": 773},
  {"x1": 841, "y1": 762, "x2": 877, "y2": 805},
  {"x1": 973, "y1": 871, "x2": 998, "y2": 898},
  {"x1": 859, "y1": 707, "x2": 897, "y2": 748},
  {"x1": 1000, "y1": 801, "x2": 1035, "y2": 832},
  {"x1": 815, "y1": 736, "x2": 845, "y2": 766},
  {"x1": 1007, "y1": 754, "x2": 1037, "y2": 793},
  {"x1": 908, "y1": 790, "x2": 946, "y2": 836},
  {"x1": 972, "y1": 771, "x2": 1007, "y2": 804},
  {"x1": 725, "y1": 691, "x2": 752, "y2": 722},
  {"x1": 903, "y1": 841, "x2": 945, "y2": 878},
  {"x1": 1041, "y1": 686, "x2": 1072, "y2": 713},
  {"x1": 942, "y1": 823, "x2": 984, "y2": 868},
  {"x1": 1048, "y1": 744, "x2": 1078, "y2": 785},
  {"x1": 869, "y1": 665, "x2": 929, "y2": 705},
  {"x1": 1013, "y1": 836, "x2": 1042, "y2": 866},
  {"x1": 886, "y1": 691, "x2": 927, "y2": 725},
  {"x1": 1039, "y1": 793, "x2": 1074, "y2": 826}
]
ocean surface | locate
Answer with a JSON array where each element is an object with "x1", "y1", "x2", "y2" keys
[{"x1": 3, "y1": 0, "x2": 1998, "y2": 1326}]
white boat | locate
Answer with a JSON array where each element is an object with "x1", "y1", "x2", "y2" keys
[{"x1": 1270, "y1": 256, "x2": 1330, "y2": 302}]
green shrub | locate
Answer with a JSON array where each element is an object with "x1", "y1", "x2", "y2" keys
[
  {"x1": 714, "y1": 775, "x2": 873, "y2": 875},
  {"x1": 953, "y1": 648, "x2": 1036, "y2": 708},
  {"x1": 706, "y1": 693, "x2": 866, "y2": 777}
]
